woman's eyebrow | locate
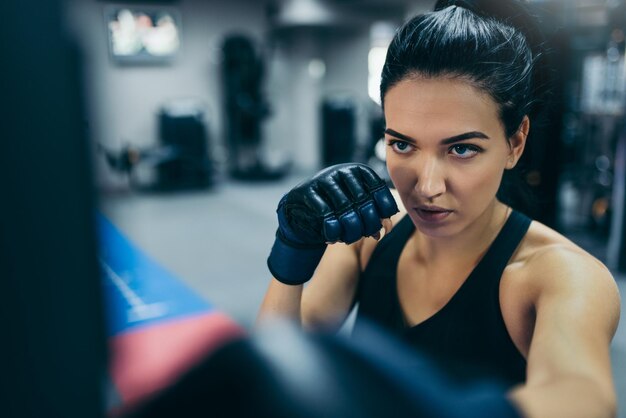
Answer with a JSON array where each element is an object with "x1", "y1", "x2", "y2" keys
[
  {"x1": 384, "y1": 128, "x2": 490, "y2": 145},
  {"x1": 441, "y1": 131, "x2": 490, "y2": 144},
  {"x1": 384, "y1": 128, "x2": 416, "y2": 143}
]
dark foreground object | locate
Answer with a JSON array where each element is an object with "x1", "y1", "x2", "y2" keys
[{"x1": 127, "y1": 322, "x2": 521, "y2": 418}]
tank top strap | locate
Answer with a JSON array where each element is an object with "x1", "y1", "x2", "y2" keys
[
  {"x1": 383, "y1": 214, "x2": 415, "y2": 249},
  {"x1": 363, "y1": 214, "x2": 415, "y2": 272},
  {"x1": 470, "y1": 210, "x2": 532, "y2": 282}
]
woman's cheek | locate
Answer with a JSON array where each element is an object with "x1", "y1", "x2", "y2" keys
[
  {"x1": 458, "y1": 163, "x2": 505, "y2": 201},
  {"x1": 387, "y1": 163, "x2": 415, "y2": 194}
]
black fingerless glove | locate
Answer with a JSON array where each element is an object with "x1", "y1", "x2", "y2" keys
[{"x1": 267, "y1": 163, "x2": 399, "y2": 285}]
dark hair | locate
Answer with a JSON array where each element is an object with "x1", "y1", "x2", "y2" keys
[{"x1": 381, "y1": 0, "x2": 551, "y2": 212}]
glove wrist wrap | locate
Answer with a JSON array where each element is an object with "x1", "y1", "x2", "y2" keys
[{"x1": 267, "y1": 231, "x2": 326, "y2": 285}]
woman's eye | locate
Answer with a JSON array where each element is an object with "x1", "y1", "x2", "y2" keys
[
  {"x1": 450, "y1": 144, "x2": 480, "y2": 159},
  {"x1": 388, "y1": 140, "x2": 412, "y2": 154}
]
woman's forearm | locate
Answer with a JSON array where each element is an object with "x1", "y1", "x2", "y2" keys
[
  {"x1": 256, "y1": 278, "x2": 304, "y2": 325},
  {"x1": 508, "y1": 375, "x2": 616, "y2": 418}
]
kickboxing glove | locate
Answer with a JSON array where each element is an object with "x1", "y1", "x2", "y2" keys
[{"x1": 267, "y1": 163, "x2": 399, "y2": 285}]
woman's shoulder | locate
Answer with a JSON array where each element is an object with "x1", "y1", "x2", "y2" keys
[
  {"x1": 504, "y1": 216, "x2": 620, "y2": 347},
  {"x1": 514, "y1": 218, "x2": 600, "y2": 265},
  {"x1": 507, "y1": 216, "x2": 616, "y2": 296}
]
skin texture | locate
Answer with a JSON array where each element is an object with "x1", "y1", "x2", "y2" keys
[{"x1": 258, "y1": 77, "x2": 621, "y2": 418}]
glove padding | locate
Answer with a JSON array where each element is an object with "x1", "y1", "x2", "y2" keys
[{"x1": 268, "y1": 163, "x2": 399, "y2": 285}]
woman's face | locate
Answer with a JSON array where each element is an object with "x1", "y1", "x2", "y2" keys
[{"x1": 383, "y1": 77, "x2": 526, "y2": 238}]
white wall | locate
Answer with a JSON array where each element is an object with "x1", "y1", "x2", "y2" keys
[
  {"x1": 265, "y1": 29, "x2": 326, "y2": 171},
  {"x1": 65, "y1": 0, "x2": 268, "y2": 189},
  {"x1": 64, "y1": 0, "x2": 406, "y2": 187}
]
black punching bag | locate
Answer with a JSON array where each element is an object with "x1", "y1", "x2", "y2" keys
[
  {"x1": 321, "y1": 97, "x2": 357, "y2": 167},
  {"x1": 221, "y1": 34, "x2": 269, "y2": 178},
  {"x1": 156, "y1": 102, "x2": 214, "y2": 190}
]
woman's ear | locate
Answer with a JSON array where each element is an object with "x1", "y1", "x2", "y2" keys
[{"x1": 506, "y1": 115, "x2": 529, "y2": 169}]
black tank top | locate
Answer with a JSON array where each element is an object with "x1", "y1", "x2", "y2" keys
[{"x1": 353, "y1": 210, "x2": 531, "y2": 388}]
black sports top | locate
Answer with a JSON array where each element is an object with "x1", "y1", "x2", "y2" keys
[{"x1": 353, "y1": 210, "x2": 532, "y2": 388}]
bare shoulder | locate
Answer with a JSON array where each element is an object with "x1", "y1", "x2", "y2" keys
[
  {"x1": 514, "y1": 220, "x2": 609, "y2": 277},
  {"x1": 509, "y1": 219, "x2": 620, "y2": 324}
]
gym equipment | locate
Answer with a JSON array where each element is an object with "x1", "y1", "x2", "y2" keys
[
  {"x1": 3, "y1": 1, "x2": 106, "y2": 416},
  {"x1": 124, "y1": 321, "x2": 521, "y2": 418},
  {"x1": 221, "y1": 34, "x2": 290, "y2": 180},
  {"x1": 98, "y1": 214, "x2": 244, "y2": 414},
  {"x1": 101, "y1": 100, "x2": 216, "y2": 191},
  {"x1": 321, "y1": 96, "x2": 357, "y2": 167}
]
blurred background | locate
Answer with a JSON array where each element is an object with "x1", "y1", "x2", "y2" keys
[
  {"x1": 3, "y1": 0, "x2": 626, "y2": 416},
  {"x1": 65, "y1": 0, "x2": 626, "y2": 321},
  {"x1": 75, "y1": 0, "x2": 626, "y2": 405}
]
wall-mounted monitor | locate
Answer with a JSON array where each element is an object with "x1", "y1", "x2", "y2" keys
[{"x1": 105, "y1": 7, "x2": 181, "y2": 64}]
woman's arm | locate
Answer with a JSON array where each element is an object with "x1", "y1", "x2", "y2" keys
[
  {"x1": 508, "y1": 247, "x2": 621, "y2": 418},
  {"x1": 301, "y1": 240, "x2": 362, "y2": 330},
  {"x1": 257, "y1": 279, "x2": 304, "y2": 324},
  {"x1": 257, "y1": 240, "x2": 362, "y2": 330},
  {"x1": 257, "y1": 163, "x2": 399, "y2": 329}
]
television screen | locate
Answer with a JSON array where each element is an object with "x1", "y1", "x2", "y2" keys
[{"x1": 106, "y1": 7, "x2": 181, "y2": 63}]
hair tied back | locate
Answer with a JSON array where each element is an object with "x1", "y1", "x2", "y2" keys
[
  {"x1": 433, "y1": 0, "x2": 543, "y2": 58},
  {"x1": 434, "y1": 0, "x2": 484, "y2": 14}
]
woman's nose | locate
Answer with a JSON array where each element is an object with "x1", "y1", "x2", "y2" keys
[{"x1": 415, "y1": 157, "x2": 446, "y2": 200}]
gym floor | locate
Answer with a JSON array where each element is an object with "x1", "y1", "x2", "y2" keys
[{"x1": 101, "y1": 173, "x2": 626, "y2": 416}]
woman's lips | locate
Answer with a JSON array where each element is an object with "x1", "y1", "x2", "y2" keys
[{"x1": 414, "y1": 206, "x2": 453, "y2": 223}]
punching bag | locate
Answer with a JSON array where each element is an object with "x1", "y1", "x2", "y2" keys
[
  {"x1": 321, "y1": 96, "x2": 357, "y2": 167},
  {"x1": 221, "y1": 34, "x2": 270, "y2": 179}
]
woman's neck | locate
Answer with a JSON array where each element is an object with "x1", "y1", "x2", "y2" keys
[{"x1": 410, "y1": 200, "x2": 511, "y2": 268}]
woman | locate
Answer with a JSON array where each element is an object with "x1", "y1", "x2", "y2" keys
[{"x1": 258, "y1": 1, "x2": 621, "y2": 417}]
